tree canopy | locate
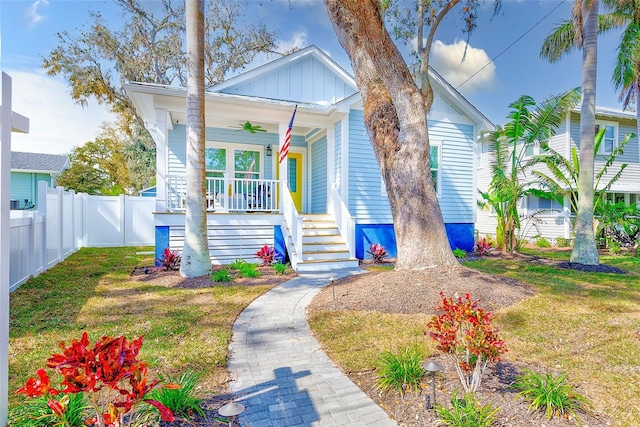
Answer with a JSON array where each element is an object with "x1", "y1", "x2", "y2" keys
[{"x1": 44, "y1": 0, "x2": 279, "y2": 194}]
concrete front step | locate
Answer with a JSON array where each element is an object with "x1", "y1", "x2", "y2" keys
[
  {"x1": 302, "y1": 248, "x2": 351, "y2": 261},
  {"x1": 295, "y1": 258, "x2": 360, "y2": 272}
]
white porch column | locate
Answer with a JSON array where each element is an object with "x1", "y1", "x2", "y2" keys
[
  {"x1": 326, "y1": 125, "x2": 335, "y2": 205},
  {"x1": 1, "y1": 72, "x2": 30, "y2": 426},
  {"x1": 278, "y1": 121, "x2": 289, "y2": 209},
  {"x1": 152, "y1": 108, "x2": 170, "y2": 213},
  {"x1": 340, "y1": 117, "x2": 349, "y2": 201}
]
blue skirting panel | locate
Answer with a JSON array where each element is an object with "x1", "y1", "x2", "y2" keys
[
  {"x1": 355, "y1": 223, "x2": 475, "y2": 260},
  {"x1": 274, "y1": 225, "x2": 289, "y2": 264},
  {"x1": 155, "y1": 226, "x2": 170, "y2": 267}
]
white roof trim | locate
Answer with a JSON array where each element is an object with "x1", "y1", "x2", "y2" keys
[
  {"x1": 209, "y1": 45, "x2": 358, "y2": 94},
  {"x1": 425, "y1": 66, "x2": 494, "y2": 131}
]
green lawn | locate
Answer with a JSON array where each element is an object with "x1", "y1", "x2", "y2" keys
[
  {"x1": 310, "y1": 249, "x2": 640, "y2": 427},
  {"x1": 8, "y1": 247, "x2": 272, "y2": 407}
]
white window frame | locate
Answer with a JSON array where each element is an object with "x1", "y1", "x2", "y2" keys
[
  {"x1": 205, "y1": 141, "x2": 265, "y2": 178},
  {"x1": 595, "y1": 120, "x2": 618, "y2": 155},
  {"x1": 430, "y1": 141, "x2": 442, "y2": 196}
]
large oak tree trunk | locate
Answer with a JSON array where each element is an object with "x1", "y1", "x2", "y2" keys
[
  {"x1": 325, "y1": 0, "x2": 458, "y2": 270},
  {"x1": 181, "y1": 0, "x2": 212, "y2": 278},
  {"x1": 571, "y1": 0, "x2": 599, "y2": 265}
]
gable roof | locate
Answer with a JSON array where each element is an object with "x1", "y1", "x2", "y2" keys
[
  {"x1": 210, "y1": 45, "x2": 358, "y2": 106},
  {"x1": 11, "y1": 151, "x2": 69, "y2": 174}
]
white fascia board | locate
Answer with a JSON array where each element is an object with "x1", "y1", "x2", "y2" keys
[{"x1": 424, "y1": 66, "x2": 494, "y2": 131}]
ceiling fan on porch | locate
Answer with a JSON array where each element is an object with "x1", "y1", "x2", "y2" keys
[{"x1": 233, "y1": 121, "x2": 267, "y2": 134}]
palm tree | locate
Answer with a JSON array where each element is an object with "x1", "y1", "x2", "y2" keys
[
  {"x1": 479, "y1": 89, "x2": 581, "y2": 254},
  {"x1": 528, "y1": 128, "x2": 632, "y2": 214},
  {"x1": 609, "y1": 0, "x2": 640, "y2": 145},
  {"x1": 180, "y1": 0, "x2": 211, "y2": 278},
  {"x1": 540, "y1": 0, "x2": 600, "y2": 265}
]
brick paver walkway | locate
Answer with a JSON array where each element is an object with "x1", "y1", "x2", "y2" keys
[{"x1": 228, "y1": 271, "x2": 397, "y2": 426}]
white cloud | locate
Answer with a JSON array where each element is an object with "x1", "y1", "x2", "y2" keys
[
  {"x1": 26, "y1": 0, "x2": 49, "y2": 28},
  {"x1": 6, "y1": 70, "x2": 115, "y2": 155},
  {"x1": 429, "y1": 39, "x2": 497, "y2": 94},
  {"x1": 277, "y1": 31, "x2": 308, "y2": 54}
]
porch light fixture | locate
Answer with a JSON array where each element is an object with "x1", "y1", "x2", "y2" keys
[
  {"x1": 218, "y1": 402, "x2": 245, "y2": 426},
  {"x1": 422, "y1": 360, "x2": 442, "y2": 410},
  {"x1": 266, "y1": 144, "x2": 272, "y2": 157}
]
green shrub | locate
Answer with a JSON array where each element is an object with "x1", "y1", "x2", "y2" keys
[
  {"x1": 229, "y1": 259, "x2": 248, "y2": 270},
  {"x1": 141, "y1": 371, "x2": 204, "y2": 421},
  {"x1": 555, "y1": 237, "x2": 570, "y2": 247},
  {"x1": 435, "y1": 392, "x2": 499, "y2": 427},
  {"x1": 535, "y1": 237, "x2": 551, "y2": 248},
  {"x1": 512, "y1": 369, "x2": 591, "y2": 423},
  {"x1": 608, "y1": 240, "x2": 622, "y2": 255},
  {"x1": 376, "y1": 345, "x2": 426, "y2": 395},
  {"x1": 452, "y1": 248, "x2": 467, "y2": 258},
  {"x1": 272, "y1": 261, "x2": 290, "y2": 275},
  {"x1": 211, "y1": 267, "x2": 232, "y2": 283},
  {"x1": 237, "y1": 262, "x2": 261, "y2": 278},
  {"x1": 8, "y1": 393, "x2": 89, "y2": 427}
]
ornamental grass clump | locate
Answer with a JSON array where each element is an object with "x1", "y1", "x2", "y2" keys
[
  {"x1": 512, "y1": 369, "x2": 592, "y2": 425},
  {"x1": 16, "y1": 332, "x2": 178, "y2": 427},
  {"x1": 376, "y1": 345, "x2": 426, "y2": 396},
  {"x1": 435, "y1": 391, "x2": 499, "y2": 427},
  {"x1": 426, "y1": 292, "x2": 507, "y2": 393}
]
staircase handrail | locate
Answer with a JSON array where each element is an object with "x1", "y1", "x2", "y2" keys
[
  {"x1": 282, "y1": 187, "x2": 303, "y2": 268},
  {"x1": 328, "y1": 184, "x2": 355, "y2": 258}
]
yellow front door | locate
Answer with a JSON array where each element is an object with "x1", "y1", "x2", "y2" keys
[
  {"x1": 288, "y1": 153, "x2": 303, "y2": 212},
  {"x1": 277, "y1": 152, "x2": 303, "y2": 212}
]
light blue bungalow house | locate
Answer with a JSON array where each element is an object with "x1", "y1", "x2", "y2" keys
[
  {"x1": 10, "y1": 151, "x2": 69, "y2": 210},
  {"x1": 125, "y1": 46, "x2": 492, "y2": 271}
]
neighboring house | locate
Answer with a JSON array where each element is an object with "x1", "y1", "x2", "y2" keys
[
  {"x1": 10, "y1": 151, "x2": 69, "y2": 210},
  {"x1": 476, "y1": 107, "x2": 639, "y2": 243},
  {"x1": 125, "y1": 45, "x2": 492, "y2": 272}
]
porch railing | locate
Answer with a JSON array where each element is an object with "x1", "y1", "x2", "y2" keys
[
  {"x1": 282, "y1": 187, "x2": 303, "y2": 269},
  {"x1": 328, "y1": 185, "x2": 356, "y2": 258},
  {"x1": 167, "y1": 174, "x2": 279, "y2": 213}
]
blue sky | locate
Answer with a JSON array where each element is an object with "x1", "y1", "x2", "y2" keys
[{"x1": 1, "y1": 0, "x2": 627, "y2": 154}]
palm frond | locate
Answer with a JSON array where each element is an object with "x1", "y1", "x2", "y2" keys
[
  {"x1": 613, "y1": 22, "x2": 640, "y2": 105},
  {"x1": 540, "y1": 19, "x2": 577, "y2": 62},
  {"x1": 527, "y1": 88, "x2": 581, "y2": 144}
]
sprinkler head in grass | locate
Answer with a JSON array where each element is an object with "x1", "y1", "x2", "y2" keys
[{"x1": 422, "y1": 360, "x2": 442, "y2": 410}]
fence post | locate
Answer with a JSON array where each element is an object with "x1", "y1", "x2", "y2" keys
[
  {"x1": 68, "y1": 189, "x2": 76, "y2": 251},
  {"x1": 82, "y1": 193, "x2": 89, "y2": 248},
  {"x1": 56, "y1": 187, "x2": 64, "y2": 261},
  {"x1": 120, "y1": 194, "x2": 126, "y2": 246},
  {"x1": 38, "y1": 181, "x2": 48, "y2": 273},
  {"x1": 27, "y1": 211, "x2": 35, "y2": 279}
]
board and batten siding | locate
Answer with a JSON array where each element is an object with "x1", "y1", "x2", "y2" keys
[
  {"x1": 310, "y1": 136, "x2": 327, "y2": 213},
  {"x1": 219, "y1": 55, "x2": 355, "y2": 105},
  {"x1": 167, "y1": 124, "x2": 305, "y2": 179},
  {"x1": 346, "y1": 110, "x2": 475, "y2": 225}
]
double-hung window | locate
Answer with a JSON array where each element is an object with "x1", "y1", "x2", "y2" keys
[{"x1": 595, "y1": 121, "x2": 617, "y2": 154}]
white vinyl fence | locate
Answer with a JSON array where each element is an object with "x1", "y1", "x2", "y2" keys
[{"x1": 9, "y1": 182, "x2": 155, "y2": 292}]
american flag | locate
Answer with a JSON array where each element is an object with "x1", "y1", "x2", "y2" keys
[{"x1": 279, "y1": 105, "x2": 297, "y2": 163}]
